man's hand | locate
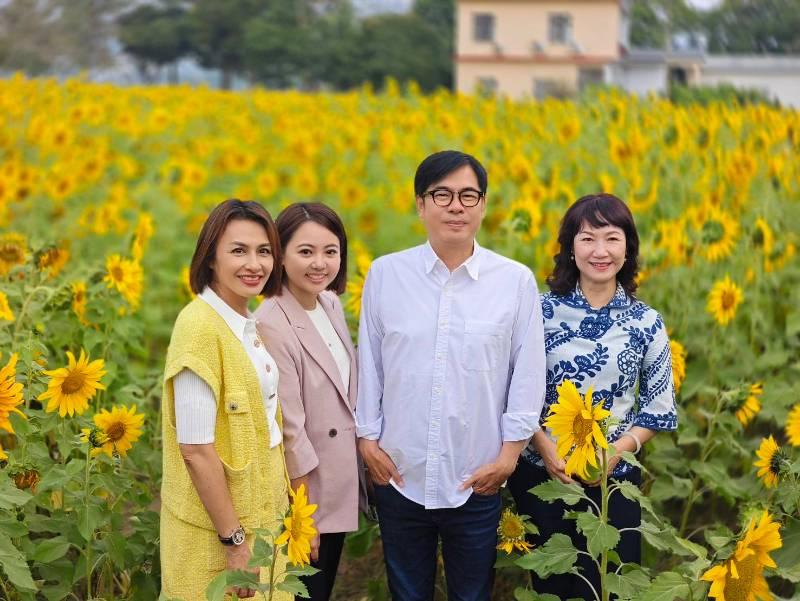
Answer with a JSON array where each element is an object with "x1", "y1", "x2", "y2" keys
[
  {"x1": 225, "y1": 543, "x2": 257, "y2": 598},
  {"x1": 358, "y1": 439, "x2": 404, "y2": 487},
  {"x1": 533, "y1": 431, "x2": 574, "y2": 485},
  {"x1": 459, "y1": 458, "x2": 516, "y2": 495}
]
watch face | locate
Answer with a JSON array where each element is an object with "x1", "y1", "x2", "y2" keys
[{"x1": 232, "y1": 528, "x2": 246, "y2": 545}]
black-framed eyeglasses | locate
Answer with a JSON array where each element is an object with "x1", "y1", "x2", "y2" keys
[{"x1": 422, "y1": 187, "x2": 484, "y2": 208}]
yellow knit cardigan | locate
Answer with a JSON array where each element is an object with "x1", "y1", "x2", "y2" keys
[{"x1": 160, "y1": 298, "x2": 292, "y2": 601}]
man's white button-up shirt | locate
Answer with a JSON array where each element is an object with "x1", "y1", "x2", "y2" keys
[{"x1": 356, "y1": 242, "x2": 546, "y2": 509}]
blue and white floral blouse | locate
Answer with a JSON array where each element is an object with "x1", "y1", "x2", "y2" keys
[{"x1": 521, "y1": 283, "x2": 678, "y2": 476}]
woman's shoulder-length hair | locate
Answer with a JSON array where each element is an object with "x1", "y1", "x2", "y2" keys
[
  {"x1": 189, "y1": 199, "x2": 283, "y2": 297},
  {"x1": 546, "y1": 193, "x2": 640, "y2": 298},
  {"x1": 275, "y1": 202, "x2": 348, "y2": 295}
]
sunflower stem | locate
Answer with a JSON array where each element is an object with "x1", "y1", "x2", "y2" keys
[
  {"x1": 84, "y1": 446, "x2": 92, "y2": 600},
  {"x1": 599, "y1": 447, "x2": 609, "y2": 601},
  {"x1": 678, "y1": 391, "x2": 725, "y2": 537},
  {"x1": 267, "y1": 539, "x2": 279, "y2": 601}
]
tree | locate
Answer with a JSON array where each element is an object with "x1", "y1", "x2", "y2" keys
[
  {"x1": 412, "y1": 0, "x2": 453, "y2": 89},
  {"x1": 118, "y1": 2, "x2": 190, "y2": 83},
  {"x1": 242, "y1": 0, "x2": 315, "y2": 88},
  {"x1": 627, "y1": 0, "x2": 702, "y2": 50},
  {"x1": 186, "y1": 0, "x2": 270, "y2": 88},
  {"x1": 356, "y1": 13, "x2": 451, "y2": 92},
  {"x1": 704, "y1": 0, "x2": 800, "y2": 53},
  {"x1": 0, "y1": 0, "x2": 121, "y2": 74}
]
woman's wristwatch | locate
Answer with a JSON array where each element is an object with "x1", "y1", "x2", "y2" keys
[{"x1": 218, "y1": 525, "x2": 246, "y2": 546}]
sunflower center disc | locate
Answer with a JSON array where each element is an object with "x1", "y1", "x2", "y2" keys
[{"x1": 61, "y1": 372, "x2": 86, "y2": 394}]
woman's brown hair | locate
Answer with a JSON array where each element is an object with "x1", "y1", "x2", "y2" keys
[
  {"x1": 189, "y1": 199, "x2": 283, "y2": 297},
  {"x1": 547, "y1": 193, "x2": 640, "y2": 297},
  {"x1": 275, "y1": 202, "x2": 348, "y2": 295}
]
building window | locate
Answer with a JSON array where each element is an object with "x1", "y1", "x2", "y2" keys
[
  {"x1": 578, "y1": 68, "x2": 604, "y2": 90},
  {"x1": 534, "y1": 78, "x2": 571, "y2": 100},
  {"x1": 549, "y1": 13, "x2": 572, "y2": 44},
  {"x1": 473, "y1": 13, "x2": 495, "y2": 42},
  {"x1": 477, "y1": 77, "x2": 498, "y2": 95}
]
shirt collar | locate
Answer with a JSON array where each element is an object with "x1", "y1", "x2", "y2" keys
[
  {"x1": 199, "y1": 287, "x2": 255, "y2": 341},
  {"x1": 573, "y1": 282, "x2": 631, "y2": 309},
  {"x1": 422, "y1": 240, "x2": 482, "y2": 280}
]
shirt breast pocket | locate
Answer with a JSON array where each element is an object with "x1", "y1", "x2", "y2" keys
[{"x1": 462, "y1": 319, "x2": 507, "y2": 372}]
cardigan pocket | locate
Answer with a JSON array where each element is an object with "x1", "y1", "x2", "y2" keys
[{"x1": 221, "y1": 458, "x2": 254, "y2": 522}]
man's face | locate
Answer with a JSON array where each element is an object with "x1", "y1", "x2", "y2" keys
[{"x1": 415, "y1": 165, "x2": 485, "y2": 249}]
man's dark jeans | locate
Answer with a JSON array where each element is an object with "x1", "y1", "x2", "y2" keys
[{"x1": 373, "y1": 483, "x2": 502, "y2": 601}]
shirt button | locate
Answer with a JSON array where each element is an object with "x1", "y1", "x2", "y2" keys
[
  {"x1": 328, "y1": 428, "x2": 338, "y2": 438},
  {"x1": 254, "y1": 339, "x2": 261, "y2": 348},
  {"x1": 265, "y1": 364, "x2": 271, "y2": 373}
]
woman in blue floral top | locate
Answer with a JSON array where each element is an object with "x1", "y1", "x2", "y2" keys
[{"x1": 509, "y1": 193, "x2": 677, "y2": 599}]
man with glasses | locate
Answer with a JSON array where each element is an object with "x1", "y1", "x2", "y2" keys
[{"x1": 356, "y1": 150, "x2": 546, "y2": 601}]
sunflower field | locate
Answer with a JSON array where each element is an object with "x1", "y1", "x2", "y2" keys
[{"x1": 0, "y1": 73, "x2": 799, "y2": 600}]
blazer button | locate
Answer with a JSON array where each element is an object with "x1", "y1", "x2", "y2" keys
[
  {"x1": 328, "y1": 428, "x2": 337, "y2": 438},
  {"x1": 229, "y1": 403, "x2": 238, "y2": 411}
]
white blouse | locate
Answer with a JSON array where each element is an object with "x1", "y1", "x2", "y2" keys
[
  {"x1": 173, "y1": 287, "x2": 282, "y2": 448},
  {"x1": 306, "y1": 301, "x2": 351, "y2": 394}
]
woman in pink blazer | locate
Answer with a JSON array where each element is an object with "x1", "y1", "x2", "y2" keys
[{"x1": 256, "y1": 202, "x2": 362, "y2": 601}]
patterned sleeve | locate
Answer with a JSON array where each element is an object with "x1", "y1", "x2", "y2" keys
[{"x1": 633, "y1": 312, "x2": 678, "y2": 431}]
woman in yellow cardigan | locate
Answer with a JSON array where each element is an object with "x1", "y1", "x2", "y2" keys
[{"x1": 160, "y1": 199, "x2": 293, "y2": 600}]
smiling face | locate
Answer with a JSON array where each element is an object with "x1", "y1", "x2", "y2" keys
[
  {"x1": 573, "y1": 221, "x2": 627, "y2": 292},
  {"x1": 210, "y1": 218, "x2": 274, "y2": 315},
  {"x1": 415, "y1": 164, "x2": 485, "y2": 251},
  {"x1": 282, "y1": 221, "x2": 341, "y2": 310}
]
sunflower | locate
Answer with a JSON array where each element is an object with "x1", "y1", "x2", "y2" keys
[
  {"x1": 786, "y1": 404, "x2": 800, "y2": 447},
  {"x1": 344, "y1": 242, "x2": 372, "y2": 320},
  {"x1": 698, "y1": 208, "x2": 740, "y2": 263},
  {"x1": 275, "y1": 483, "x2": 318, "y2": 566},
  {"x1": 37, "y1": 245, "x2": 70, "y2": 278},
  {"x1": 507, "y1": 198, "x2": 542, "y2": 241},
  {"x1": 71, "y1": 281, "x2": 90, "y2": 325},
  {"x1": 702, "y1": 511, "x2": 782, "y2": 601},
  {"x1": 131, "y1": 213, "x2": 154, "y2": 261},
  {"x1": 752, "y1": 218, "x2": 774, "y2": 258},
  {"x1": 0, "y1": 291, "x2": 14, "y2": 322},
  {"x1": 39, "y1": 349, "x2": 106, "y2": 417},
  {"x1": 79, "y1": 426, "x2": 109, "y2": 455},
  {"x1": 89, "y1": 405, "x2": 144, "y2": 458},
  {"x1": 0, "y1": 353, "x2": 25, "y2": 433},
  {"x1": 735, "y1": 383, "x2": 763, "y2": 426},
  {"x1": 753, "y1": 436, "x2": 784, "y2": 489},
  {"x1": 0, "y1": 232, "x2": 27, "y2": 275},
  {"x1": 543, "y1": 380, "x2": 611, "y2": 480},
  {"x1": 496, "y1": 509, "x2": 533, "y2": 554},
  {"x1": 670, "y1": 339, "x2": 687, "y2": 394},
  {"x1": 707, "y1": 276, "x2": 743, "y2": 326},
  {"x1": 103, "y1": 254, "x2": 143, "y2": 309}
]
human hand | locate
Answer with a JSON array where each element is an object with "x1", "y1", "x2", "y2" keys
[
  {"x1": 310, "y1": 533, "x2": 320, "y2": 563},
  {"x1": 358, "y1": 439, "x2": 404, "y2": 487},
  {"x1": 460, "y1": 457, "x2": 516, "y2": 495},
  {"x1": 534, "y1": 434, "x2": 574, "y2": 485},
  {"x1": 225, "y1": 544, "x2": 257, "y2": 598}
]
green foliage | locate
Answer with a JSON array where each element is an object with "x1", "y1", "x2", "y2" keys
[
  {"x1": 669, "y1": 83, "x2": 779, "y2": 107},
  {"x1": 705, "y1": 0, "x2": 800, "y2": 53}
]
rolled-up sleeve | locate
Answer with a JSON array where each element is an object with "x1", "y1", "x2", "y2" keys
[
  {"x1": 502, "y1": 272, "x2": 547, "y2": 442},
  {"x1": 355, "y1": 264, "x2": 385, "y2": 439},
  {"x1": 633, "y1": 313, "x2": 678, "y2": 431}
]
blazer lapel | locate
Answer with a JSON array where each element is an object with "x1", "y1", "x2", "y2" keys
[
  {"x1": 274, "y1": 289, "x2": 349, "y2": 406},
  {"x1": 319, "y1": 294, "x2": 358, "y2": 411}
]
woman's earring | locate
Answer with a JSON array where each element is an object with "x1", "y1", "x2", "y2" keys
[{"x1": 570, "y1": 253, "x2": 575, "y2": 261}]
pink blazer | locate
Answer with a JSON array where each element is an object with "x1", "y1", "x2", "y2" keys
[{"x1": 255, "y1": 287, "x2": 363, "y2": 533}]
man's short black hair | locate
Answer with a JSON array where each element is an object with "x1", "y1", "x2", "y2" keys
[{"x1": 414, "y1": 150, "x2": 488, "y2": 197}]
